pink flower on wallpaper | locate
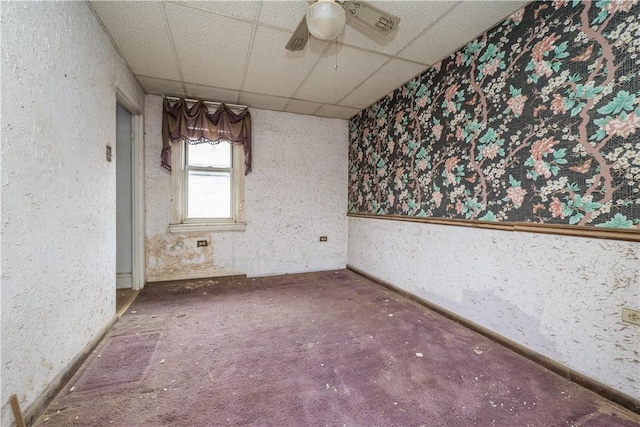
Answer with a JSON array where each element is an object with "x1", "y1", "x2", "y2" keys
[
  {"x1": 506, "y1": 186, "x2": 527, "y2": 208},
  {"x1": 534, "y1": 159, "x2": 553, "y2": 178},
  {"x1": 417, "y1": 159, "x2": 429, "y2": 170},
  {"x1": 445, "y1": 156, "x2": 460, "y2": 172},
  {"x1": 455, "y1": 199, "x2": 464, "y2": 214},
  {"x1": 531, "y1": 137, "x2": 558, "y2": 160},
  {"x1": 601, "y1": 112, "x2": 640, "y2": 138},
  {"x1": 433, "y1": 192, "x2": 443, "y2": 207},
  {"x1": 433, "y1": 123, "x2": 444, "y2": 139},
  {"x1": 510, "y1": 8, "x2": 525, "y2": 23},
  {"x1": 445, "y1": 84, "x2": 459, "y2": 102},
  {"x1": 534, "y1": 60, "x2": 553, "y2": 78},
  {"x1": 456, "y1": 51, "x2": 464, "y2": 67},
  {"x1": 606, "y1": 0, "x2": 639, "y2": 14},
  {"x1": 552, "y1": 0, "x2": 567, "y2": 9},
  {"x1": 482, "y1": 143, "x2": 500, "y2": 160},
  {"x1": 549, "y1": 197, "x2": 564, "y2": 219},
  {"x1": 532, "y1": 33, "x2": 561, "y2": 62},
  {"x1": 388, "y1": 140, "x2": 395, "y2": 152},
  {"x1": 483, "y1": 57, "x2": 501, "y2": 76},
  {"x1": 456, "y1": 126, "x2": 464, "y2": 140},
  {"x1": 434, "y1": 61, "x2": 442, "y2": 72},
  {"x1": 551, "y1": 94, "x2": 566, "y2": 114},
  {"x1": 507, "y1": 94, "x2": 528, "y2": 116},
  {"x1": 388, "y1": 193, "x2": 395, "y2": 205}
]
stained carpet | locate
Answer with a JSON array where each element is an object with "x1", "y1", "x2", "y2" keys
[{"x1": 35, "y1": 270, "x2": 639, "y2": 426}]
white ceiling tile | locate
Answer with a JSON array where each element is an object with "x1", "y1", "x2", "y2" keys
[
  {"x1": 257, "y1": 1, "x2": 309, "y2": 31},
  {"x1": 164, "y1": 2, "x2": 255, "y2": 90},
  {"x1": 90, "y1": 1, "x2": 180, "y2": 81},
  {"x1": 284, "y1": 99, "x2": 323, "y2": 116},
  {"x1": 137, "y1": 76, "x2": 185, "y2": 97},
  {"x1": 243, "y1": 26, "x2": 328, "y2": 98},
  {"x1": 340, "y1": 59, "x2": 427, "y2": 109},
  {"x1": 340, "y1": 1, "x2": 455, "y2": 58},
  {"x1": 315, "y1": 104, "x2": 361, "y2": 120},
  {"x1": 238, "y1": 92, "x2": 289, "y2": 111},
  {"x1": 171, "y1": 1, "x2": 260, "y2": 22},
  {"x1": 184, "y1": 84, "x2": 241, "y2": 104},
  {"x1": 295, "y1": 44, "x2": 389, "y2": 104},
  {"x1": 399, "y1": 1, "x2": 526, "y2": 65}
]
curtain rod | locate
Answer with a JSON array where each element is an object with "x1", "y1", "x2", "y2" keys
[{"x1": 163, "y1": 95, "x2": 247, "y2": 111}]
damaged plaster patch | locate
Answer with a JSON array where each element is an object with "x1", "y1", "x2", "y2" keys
[{"x1": 146, "y1": 234, "x2": 226, "y2": 282}]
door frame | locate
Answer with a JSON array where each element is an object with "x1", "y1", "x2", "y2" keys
[{"x1": 116, "y1": 89, "x2": 145, "y2": 290}]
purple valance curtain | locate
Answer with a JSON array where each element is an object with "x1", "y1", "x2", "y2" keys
[{"x1": 161, "y1": 98, "x2": 252, "y2": 174}]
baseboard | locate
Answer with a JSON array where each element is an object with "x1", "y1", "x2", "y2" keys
[
  {"x1": 22, "y1": 314, "x2": 118, "y2": 426},
  {"x1": 145, "y1": 273, "x2": 248, "y2": 287},
  {"x1": 347, "y1": 264, "x2": 640, "y2": 415}
]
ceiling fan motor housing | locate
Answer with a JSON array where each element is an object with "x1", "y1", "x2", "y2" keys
[{"x1": 306, "y1": 0, "x2": 347, "y2": 40}]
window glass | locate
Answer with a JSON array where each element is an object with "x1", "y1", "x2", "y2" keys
[
  {"x1": 187, "y1": 142, "x2": 231, "y2": 168},
  {"x1": 187, "y1": 171, "x2": 231, "y2": 218}
]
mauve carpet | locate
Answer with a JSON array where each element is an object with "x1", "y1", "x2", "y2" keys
[{"x1": 36, "y1": 270, "x2": 639, "y2": 426}]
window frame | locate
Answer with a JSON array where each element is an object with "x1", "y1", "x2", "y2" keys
[{"x1": 169, "y1": 140, "x2": 246, "y2": 234}]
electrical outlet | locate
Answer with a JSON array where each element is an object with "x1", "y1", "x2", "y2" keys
[
  {"x1": 196, "y1": 240, "x2": 208, "y2": 247},
  {"x1": 106, "y1": 145, "x2": 112, "y2": 162},
  {"x1": 319, "y1": 236, "x2": 328, "y2": 242},
  {"x1": 622, "y1": 308, "x2": 640, "y2": 326}
]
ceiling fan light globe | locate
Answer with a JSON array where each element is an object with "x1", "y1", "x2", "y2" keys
[{"x1": 306, "y1": 0, "x2": 346, "y2": 40}]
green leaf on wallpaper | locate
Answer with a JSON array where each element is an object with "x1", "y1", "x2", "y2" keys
[
  {"x1": 530, "y1": 73, "x2": 539, "y2": 84},
  {"x1": 596, "y1": 213, "x2": 633, "y2": 228},
  {"x1": 583, "y1": 201, "x2": 602, "y2": 212},
  {"x1": 508, "y1": 174, "x2": 521, "y2": 187},
  {"x1": 479, "y1": 43, "x2": 498, "y2": 62},
  {"x1": 416, "y1": 84, "x2": 428, "y2": 98},
  {"x1": 525, "y1": 60, "x2": 535, "y2": 72},
  {"x1": 570, "y1": 103, "x2": 585, "y2": 117},
  {"x1": 550, "y1": 165, "x2": 560, "y2": 176},
  {"x1": 416, "y1": 147, "x2": 428, "y2": 159},
  {"x1": 417, "y1": 210, "x2": 427, "y2": 217},
  {"x1": 592, "y1": 1, "x2": 609, "y2": 25},
  {"x1": 553, "y1": 148, "x2": 567, "y2": 159},
  {"x1": 572, "y1": 0, "x2": 581, "y2": 6},
  {"x1": 569, "y1": 213, "x2": 584, "y2": 225},
  {"x1": 597, "y1": 90, "x2": 636, "y2": 115},
  {"x1": 584, "y1": 85, "x2": 604, "y2": 99},
  {"x1": 568, "y1": 73, "x2": 581, "y2": 83},
  {"x1": 509, "y1": 85, "x2": 521, "y2": 97},
  {"x1": 480, "y1": 128, "x2": 498, "y2": 144},
  {"x1": 479, "y1": 211, "x2": 497, "y2": 221},
  {"x1": 554, "y1": 41, "x2": 569, "y2": 58},
  {"x1": 562, "y1": 207, "x2": 574, "y2": 217},
  {"x1": 566, "y1": 182, "x2": 580, "y2": 192},
  {"x1": 377, "y1": 158, "x2": 386, "y2": 168},
  {"x1": 551, "y1": 62, "x2": 561, "y2": 73}
]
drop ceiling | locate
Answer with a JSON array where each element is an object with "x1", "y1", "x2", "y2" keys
[{"x1": 90, "y1": 1, "x2": 528, "y2": 119}]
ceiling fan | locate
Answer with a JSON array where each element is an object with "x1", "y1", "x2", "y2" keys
[{"x1": 285, "y1": 0, "x2": 400, "y2": 51}]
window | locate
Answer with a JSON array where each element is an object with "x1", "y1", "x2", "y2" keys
[{"x1": 169, "y1": 140, "x2": 245, "y2": 233}]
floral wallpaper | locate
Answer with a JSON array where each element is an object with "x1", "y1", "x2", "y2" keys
[{"x1": 348, "y1": 0, "x2": 640, "y2": 229}]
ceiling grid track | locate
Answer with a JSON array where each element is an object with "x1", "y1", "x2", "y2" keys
[
  {"x1": 160, "y1": 1, "x2": 188, "y2": 97},
  {"x1": 237, "y1": 2, "x2": 263, "y2": 105}
]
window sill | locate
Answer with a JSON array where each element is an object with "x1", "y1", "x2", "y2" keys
[{"x1": 169, "y1": 222, "x2": 246, "y2": 234}]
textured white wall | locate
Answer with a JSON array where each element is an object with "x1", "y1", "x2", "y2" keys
[
  {"x1": 145, "y1": 95, "x2": 347, "y2": 281},
  {"x1": 0, "y1": 2, "x2": 144, "y2": 425},
  {"x1": 348, "y1": 217, "x2": 640, "y2": 400}
]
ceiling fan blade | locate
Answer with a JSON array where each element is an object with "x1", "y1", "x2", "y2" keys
[
  {"x1": 285, "y1": 16, "x2": 309, "y2": 51},
  {"x1": 342, "y1": 1, "x2": 400, "y2": 34}
]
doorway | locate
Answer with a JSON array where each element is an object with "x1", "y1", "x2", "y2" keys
[
  {"x1": 115, "y1": 96, "x2": 144, "y2": 291},
  {"x1": 116, "y1": 103, "x2": 133, "y2": 288}
]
